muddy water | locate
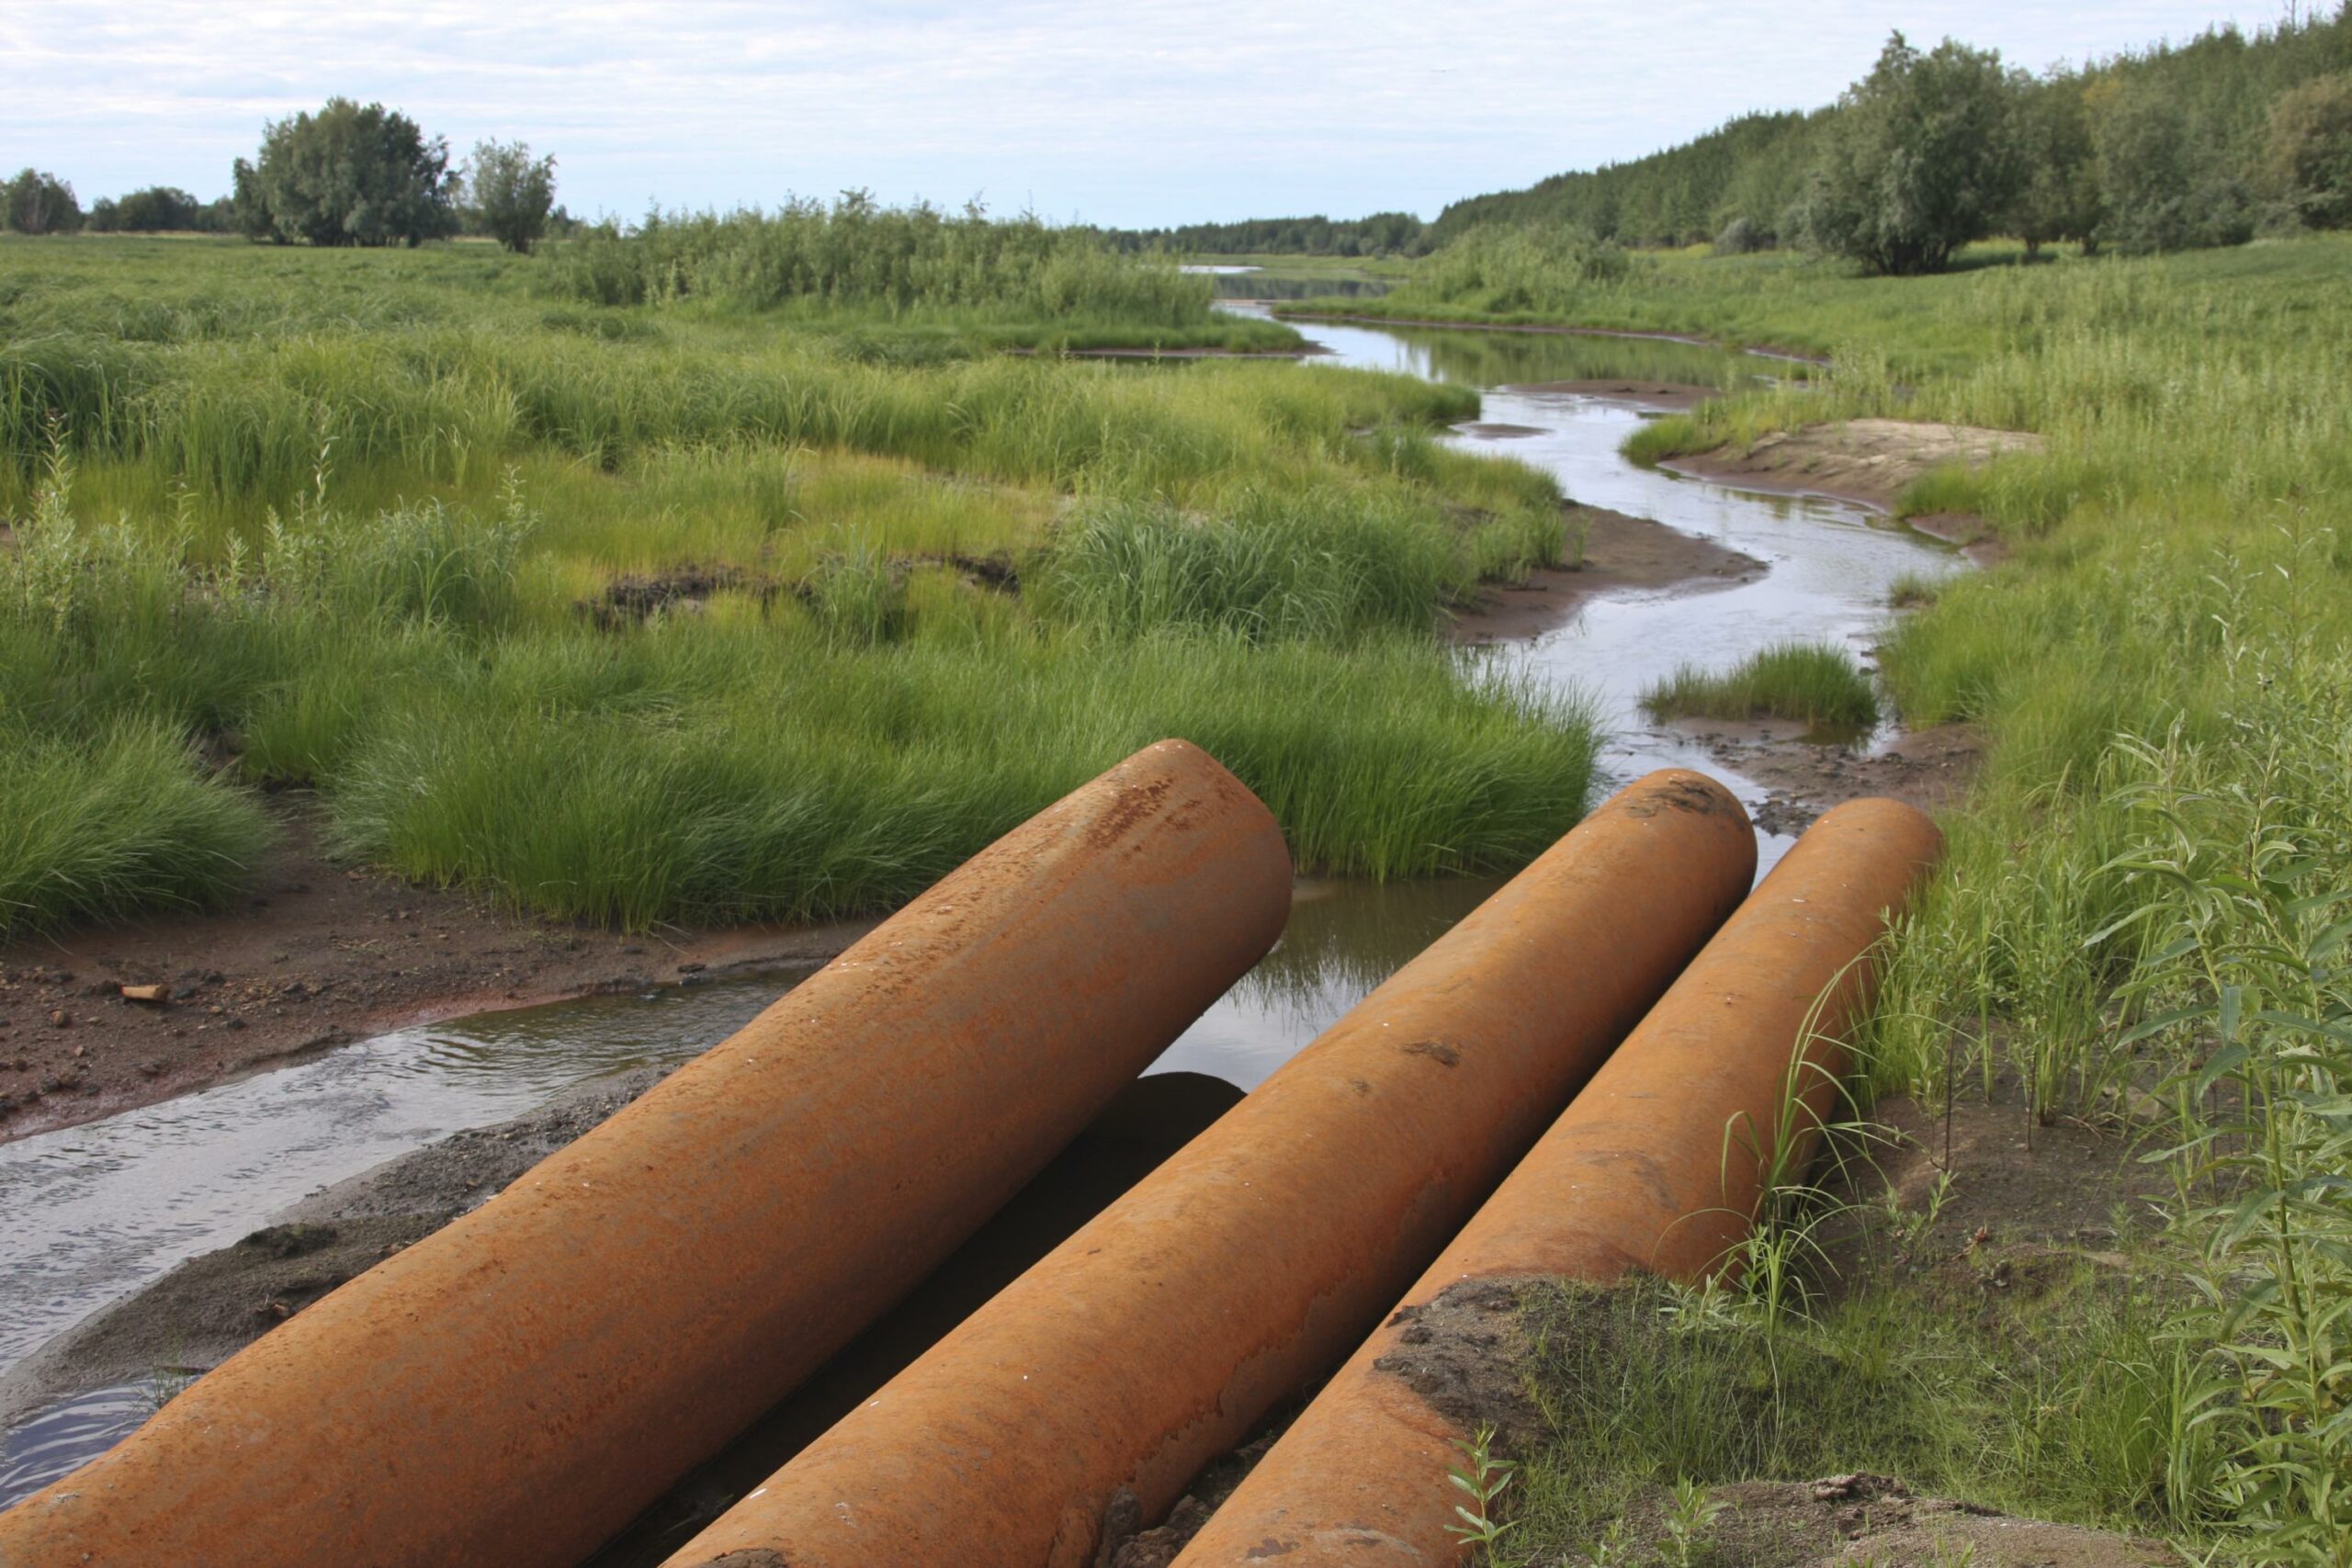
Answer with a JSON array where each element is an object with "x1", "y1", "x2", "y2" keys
[{"x1": 0, "y1": 310, "x2": 1956, "y2": 1511}]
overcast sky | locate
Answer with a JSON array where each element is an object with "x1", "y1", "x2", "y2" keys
[{"x1": 3, "y1": 2, "x2": 2274, "y2": 227}]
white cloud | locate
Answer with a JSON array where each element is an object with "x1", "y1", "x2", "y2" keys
[{"x1": 0, "y1": 0, "x2": 2267, "y2": 224}]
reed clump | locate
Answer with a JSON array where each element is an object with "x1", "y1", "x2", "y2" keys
[{"x1": 1639, "y1": 640, "x2": 1880, "y2": 731}]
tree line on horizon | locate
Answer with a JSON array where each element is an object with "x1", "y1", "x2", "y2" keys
[
  {"x1": 1433, "y1": 5, "x2": 2351, "y2": 272},
  {"x1": 6, "y1": 100, "x2": 570, "y2": 251},
  {"x1": 11, "y1": 4, "x2": 2347, "y2": 276},
  {"x1": 1103, "y1": 3, "x2": 2352, "y2": 273}
]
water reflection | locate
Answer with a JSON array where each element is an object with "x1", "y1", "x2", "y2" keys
[
  {"x1": 1216, "y1": 275, "x2": 1395, "y2": 299},
  {"x1": 0, "y1": 1382, "x2": 170, "y2": 1509},
  {"x1": 1153, "y1": 875, "x2": 1503, "y2": 1087},
  {"x1": 1326, "y1": 318, "x2": 1748, "y2": 391}
]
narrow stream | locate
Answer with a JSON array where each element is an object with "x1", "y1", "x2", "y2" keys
[{"x1": 0, "y1": 310, "x2": 1960, "y2": 1510}]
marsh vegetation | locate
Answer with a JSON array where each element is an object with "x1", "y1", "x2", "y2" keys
[{"x1": 0, "y1": 235, "x2": 1589, "y2": 938}]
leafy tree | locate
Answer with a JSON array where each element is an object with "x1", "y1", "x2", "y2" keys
[
  {"x1": 5, "y1": 168, "x2": 83, "y2": 235},
  {"x1": 2088, "y1": 74, "x2": 2256, "y2": 251},
  {"x1": 2006, "y1": 73, "x2": 2104, "y2": 258},
  {"x1": 107, "y1": 186, "x2": 210, "y2": 231},
  {"x1": 2261, "y1": 70, "x2": 2352, "y2": 227},
  {"x1": 467, "y1": 139, "x2": 558, "y2": 253},
  {"x1": 1793, "y1": 33, "x2": 2023, "y2": 275},
  {"x1": 231, "y1": 98, "x2": 460, "y2": 247}
]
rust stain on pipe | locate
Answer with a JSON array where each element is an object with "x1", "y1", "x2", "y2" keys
[
  {"x1": 660, "y1": 770, "x2": 1757, "y2": 1568},
  {"x1": 0, "y1": 740, "x2": 1292, "y2": 1568},
  {"x1": 1171, "y1": 796, "x2": 1944, "y2": 1568}
]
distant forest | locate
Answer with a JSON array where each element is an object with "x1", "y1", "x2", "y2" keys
[
  {"x1": 1113, "y1": 4, "x2": 2352, "y2": 260},
  {"x1": 1095, "y1": 212, "x2": 1431, "y2": 258}
]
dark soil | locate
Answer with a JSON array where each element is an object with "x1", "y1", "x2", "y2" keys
[
  {"x1": 1448, "y1": 503, "x2": 1766, "y2": 646},
  {"x1": 0, "y1": 796, "x2": 873, "y2": 1145},
  {"x1": 1375, "y1": 1278, "x2": 1547, "y2": 1450},
  {"x1": 1097, "y1": 1427, "x2": 1290, "y2": 1568},
  {"x1": 1812, "y1": 1064, "x2": 2188, "y2": 1291},
  {"x1": 587, "y1": 565, "x2": 775, "y2": 627},
  {"x1": 1679, "y1": 721, "x2": 1985, "y2": 838}
]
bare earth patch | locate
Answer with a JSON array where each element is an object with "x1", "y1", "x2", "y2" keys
[
  {"x1": 0, "y1": 797, "x2": 871, "y2": 1145},
  {"x1": 1449, "y1": 503, "x2": 1765, "y2": 646},
  {"x1": 1645, "y1": 1472, "x2": 2171, "y2": 1568},
  {"x1": 1678, "y1": 720, "x2": 1984, "y2": 837},
  {"x1": 1667, "y1": 418, "x2": 2042, "y2": 526}
]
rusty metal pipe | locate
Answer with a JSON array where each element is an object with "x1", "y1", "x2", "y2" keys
[
  {"x1": 1170, "y1": 796, "x2": 1944, "y2": 1568},
  {"x1": 659, "y1": 770, "x2": 1757, "y2": 1568},
  {"x1": 0, "y1": 740, "x2": 1293, "y2": 1568}
]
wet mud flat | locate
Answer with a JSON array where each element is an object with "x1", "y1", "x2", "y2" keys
[
  {"x1": 1664, "y1": 418, "x2": 2043, "y2": 568},
  {"x1": 0, "y1": 795, "x2": 872, "y2": 1145},
  {"x1": 1449, "y1": 502, "x2": 1765, "y2": 647}
]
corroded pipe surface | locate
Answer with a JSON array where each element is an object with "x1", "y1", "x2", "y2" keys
[
  {"x1": 584, "y1": 1071, "x2": 1247, "y2": 1567},
  {"x1": 1171, "y1": 796, "x2": 1943, "y2": 1568},
  {"x1": 661, "y1": 770, "x2": 1757, "y2": 1568},
  {"x1": 0, "y1": 740, "x2": 1293, "y2": 1568}
]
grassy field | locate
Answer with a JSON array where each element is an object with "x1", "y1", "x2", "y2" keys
[
  {"x1": 1331, "y1": 233, "x2": 2352, "y2": 1562},
  {"x1": 0, "y1": 234, "x2": 1593, "y2": 936}
]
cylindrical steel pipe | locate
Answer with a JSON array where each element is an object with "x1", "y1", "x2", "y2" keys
[
  {"x1": 661, "y1": 769, "x2": 1758, "y2": 1568},
  {"x1": 1171, "y1": 796, "x2": 1944, "y2": 1568},
  {"x1": 0, "y1": 740, "x2": 1293, "y2": 1568}
]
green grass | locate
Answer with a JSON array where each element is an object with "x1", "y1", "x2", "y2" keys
[
  {"x1": 1639, "y1": 640, "x2": 1880, "y2": 731},
  {"x1": 0, "y1": 237, "x2": 1597, "y2": 933},
  {"x1": 0, "y1": 718, "x2": 271, "y2": 940},
  {"x1": 1502, "y1": 1266, "x2": 2215, "y2": 1563},
  {"x1": 1319, "y1": 227, "x2": 2352, "y2": 1559},
  {"x1": 1522, "y1": 231, "x2": 2352, "y2": 1562}
]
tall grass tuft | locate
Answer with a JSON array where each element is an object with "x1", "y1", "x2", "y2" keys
[
  {"x1": 1640, "y1": 640, "x2": 1880, "y2": 730},
  {"x1": 0, "y1": 719, "x2": 272, "y2": 938}
]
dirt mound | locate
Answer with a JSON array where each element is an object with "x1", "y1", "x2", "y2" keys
[
  {"x1": 1669, "y1": 419, "x2": 2042, "y2": 513},
  {"x1": 1685, "y1": 721, "x2": 1984, "y2": 839},
  {"x1": 1622, "y1": 1472, "x2": 2171, "y2": 1568}
]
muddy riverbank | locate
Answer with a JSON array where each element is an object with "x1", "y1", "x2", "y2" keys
[
  {"x1": 1662, "y1": 419, "x2": 2042, "y2": 567},
  {"x1": 0, "y1": 796, "x2": 872, "y2": 1145},
  {"x1": 1448, "y1": 502, "x2": 1765, "y2": 646}
]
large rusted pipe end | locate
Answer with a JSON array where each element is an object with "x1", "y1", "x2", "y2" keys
[
  {"x1": 655, "y1": 770, "x2": 1758, "y2": 1568},
  {"x1": 0, "y1": 740, "x2": 1292, "y2": 1568},
  {"x1": 1169, "y1": 795, "x2": 1942, "y2": 1568}
]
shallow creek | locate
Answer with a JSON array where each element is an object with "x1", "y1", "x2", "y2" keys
[{"x1": 0, "y1": 312, "x2": 1960, "y2": 1509}]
